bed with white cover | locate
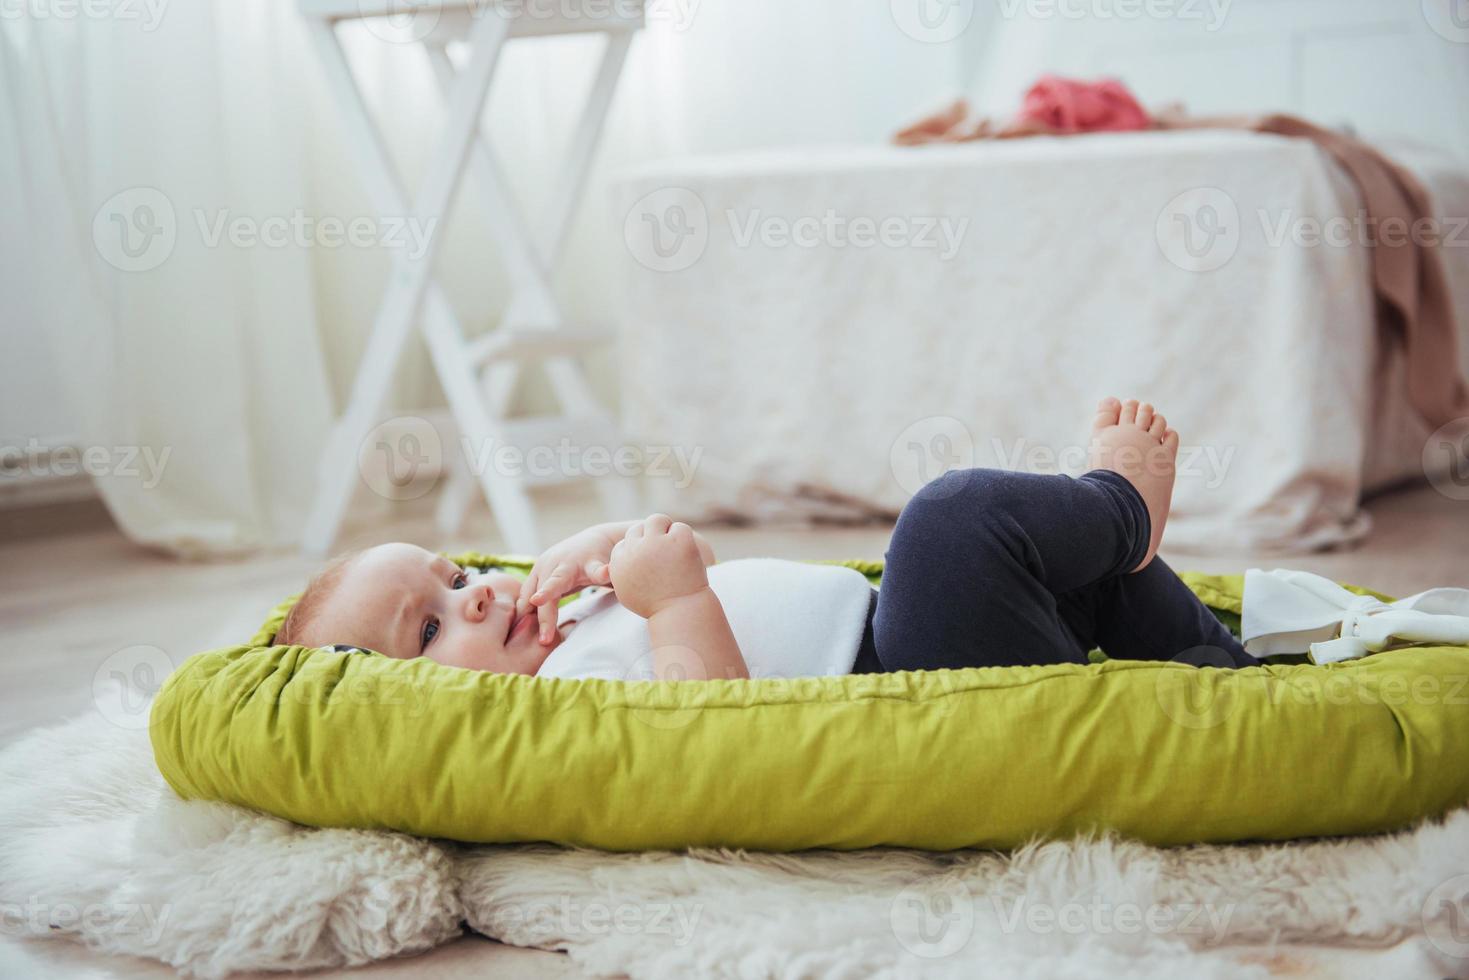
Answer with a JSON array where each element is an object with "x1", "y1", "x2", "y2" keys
[{"x1": 612, "y1": 131, "x2": 1469, "y2": 552}]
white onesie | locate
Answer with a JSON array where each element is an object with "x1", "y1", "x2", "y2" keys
[{"x1": 534, "y1": 558, "x2": 874, "y2": 681}]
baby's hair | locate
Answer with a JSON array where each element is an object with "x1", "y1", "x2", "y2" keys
[{"x1": 274, "y1": 550, "x2": 361, "y2": 647}]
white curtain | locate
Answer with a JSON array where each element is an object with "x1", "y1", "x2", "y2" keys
[
  {"x1": 1, "y1": 0, "x2": 960, "y2": 556},
  {"x1": 2, "y1": 4, "x2": 332, "y2": 555}
]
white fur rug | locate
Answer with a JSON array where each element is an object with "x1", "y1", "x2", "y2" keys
[{"x1": 3, "y1": 710, "x2": 1467, "y2": 979}]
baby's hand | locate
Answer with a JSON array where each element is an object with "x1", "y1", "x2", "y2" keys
[
  {"x1": 519, "y1": 525, "x2": 620, "y2": 644},
  {"x1": 608, "y1": 514, "x2": 710, "y2": 619}
]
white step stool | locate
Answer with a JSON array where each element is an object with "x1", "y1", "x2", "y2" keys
[{"x1": 298, "y1": 0, "x2": 643, "y2": 556}]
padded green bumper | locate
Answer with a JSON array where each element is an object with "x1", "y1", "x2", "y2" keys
[{"x1": 149, "y1": 558, "x2": 1469, "y2": 851}]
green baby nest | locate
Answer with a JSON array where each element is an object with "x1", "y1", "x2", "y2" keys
[{"x1": 149, "y1": 554, "x2": 1469, "y2": 851}]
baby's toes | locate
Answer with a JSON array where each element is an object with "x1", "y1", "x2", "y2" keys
[
  {"x1": 1162, "y1": 428, "x2": 1180, "y2": 456},
  {"x1": 1092, "y1": 396, "x2": 1122, "y2": 430},
  {"x1": 1149, "y1": 413, "x2": 1167, "y2": 439},
  {"x1": 1135, "y1": 402, "x2": 1154, "y2": 431},
  {"x1": 1119, "y1": 399, "x2": 1139, "y2": 425}
]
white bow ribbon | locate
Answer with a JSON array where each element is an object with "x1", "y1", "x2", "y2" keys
[{"x1": 1241, "y1": 568, "x2": 1469, "y2": 664}]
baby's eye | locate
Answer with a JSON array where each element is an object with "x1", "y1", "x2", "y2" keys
[
  {"x1": 451, "y1": 572, "x2": 468, "y2": 590},
  {"x1": 421, "y1": 618, "x2": 439, "y2": 651}
]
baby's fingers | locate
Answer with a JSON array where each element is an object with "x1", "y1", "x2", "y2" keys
[
  {"x1": 528, "y1": 562, "x2": 578, "y2": 645},
  {"x1": 532, "y1": 562, "x2": 575, "y2": 607},
  {"x1": 645, "y1": 513, "x2": 672, "y2": 535},
  {"x1": 536, "y1": 599, "x2": 558, "y2": 646},
  {"x1": 517, "y1": 571, "x2": 540, "y2": 617}
]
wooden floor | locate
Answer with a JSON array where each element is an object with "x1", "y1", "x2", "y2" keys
[{"x1": 0, "y1": 480, "x2": 1463, "y2": 978}]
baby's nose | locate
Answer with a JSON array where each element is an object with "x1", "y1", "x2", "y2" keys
[{"x1": 464, "y1": 584, "x2": 495, "y2": 621}]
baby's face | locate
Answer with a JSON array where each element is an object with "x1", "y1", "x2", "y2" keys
[{"x1": 310, "y1": 543, "x2": 559, "y2": 673}]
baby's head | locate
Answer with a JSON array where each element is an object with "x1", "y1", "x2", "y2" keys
[{"x1": 275, "y1": 542, "x2": 558, "y2": 674}]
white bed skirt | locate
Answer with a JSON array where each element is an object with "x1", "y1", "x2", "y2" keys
[{"x1": 611, "y1": 132, "x2": 1469, "y2": 553}]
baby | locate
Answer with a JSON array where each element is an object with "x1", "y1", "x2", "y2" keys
[{"x1": 276, "y1": 398, "x2": 1260, "y2": 679}]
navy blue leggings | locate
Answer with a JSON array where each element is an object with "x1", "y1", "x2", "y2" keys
[{"x1": 870, "y1": 468, "x2": 1258, "y2": 671}]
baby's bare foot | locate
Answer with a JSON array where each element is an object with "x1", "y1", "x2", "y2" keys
[{"x1": 1089, "y1": 397, "x2": 1179, "y2": 572}]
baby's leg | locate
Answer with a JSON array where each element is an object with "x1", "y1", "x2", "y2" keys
[
  {"x1": 1055, "y1": 557, "x2": 1259, "y2": 668},
  {"x1": 873, "y1": 466, "x2": 1154, "y2": 671}
]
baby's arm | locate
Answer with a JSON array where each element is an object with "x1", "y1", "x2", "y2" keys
[
  {"x1": 646, "y1": 590, "x2": 747, "y2": 682},
  {"x1": 609, "y1": 514, "x2": 749, "y2": 681}
]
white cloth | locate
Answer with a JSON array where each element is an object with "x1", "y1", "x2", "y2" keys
[
  {"x1": 2, "y1": 3, "x2": 334, "y2": 555},
  {"x1": 535, "y1": 559, "x2": 873, "y2": 681},
  {"x1": 1242, "y1": 568, "x2": 1469, "y2": 664},
  {"x1": 612, "y1": 134, "x2": 1469, "y2": 553}
]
